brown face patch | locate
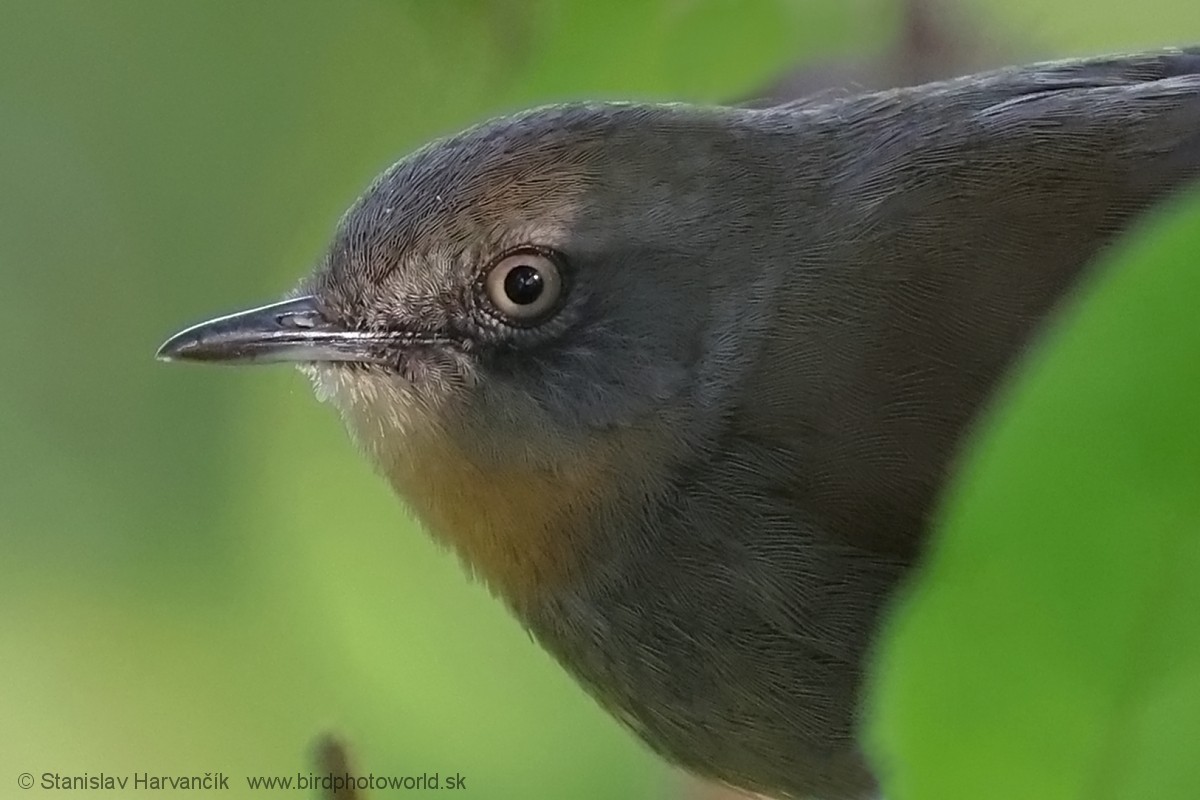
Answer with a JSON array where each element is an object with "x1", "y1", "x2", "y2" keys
[
  {"x1": 308, "y1": 109, "x2": 605, "y2": 330},
  {"x1": 307, "y1": 172, "x2": 604, "y2": 604}
]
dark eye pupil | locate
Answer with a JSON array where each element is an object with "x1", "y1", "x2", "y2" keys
[{"x1": 503, "y1": 265, "x2": 544, "y2": 305}]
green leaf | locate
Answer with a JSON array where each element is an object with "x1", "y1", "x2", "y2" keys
[{"x1": 868, "y1": 186, "x2": 1200, "y2": 800}]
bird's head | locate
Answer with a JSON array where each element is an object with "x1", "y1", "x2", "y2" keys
[{"x1": 158, "y1": 103, "x2": 792, "y2": 603}]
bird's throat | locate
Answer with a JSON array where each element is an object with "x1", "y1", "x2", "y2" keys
[
  {"x1": 381, "y1": 428, "x2": 616, "y2": 608},
  {"x1": 316, "y1": 366, "x2": 660, "y2": 609}
]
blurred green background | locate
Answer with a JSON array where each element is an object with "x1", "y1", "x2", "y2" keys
[{"x1": 1, "y1": 1, "x2": 1197, "y2": 798}]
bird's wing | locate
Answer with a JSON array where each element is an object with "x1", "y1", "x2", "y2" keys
[{"x1": 738, "y1": 49, "x2": 1200, "y2": 559}]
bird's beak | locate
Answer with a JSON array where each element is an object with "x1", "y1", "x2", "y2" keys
[{"x1": 156, "y1": 295, "x2": 385, "y2": 365}]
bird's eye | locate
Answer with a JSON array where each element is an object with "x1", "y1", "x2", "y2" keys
[{"x1": 483, "y1": 249, "x2": 564, "y2": 323}]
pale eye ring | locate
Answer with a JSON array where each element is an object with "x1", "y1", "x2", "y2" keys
[{"x1": 483, "y1": 248, "x2": 564, "y2": 323}]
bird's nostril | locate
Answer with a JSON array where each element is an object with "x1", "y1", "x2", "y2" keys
[{"x1": 277, "y1": 310, "x2": 319, "y2": 330}]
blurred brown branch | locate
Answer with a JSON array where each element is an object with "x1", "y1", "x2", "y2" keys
[{"x1": 315, "y1": 734, "x2": 364, "y2": 800}]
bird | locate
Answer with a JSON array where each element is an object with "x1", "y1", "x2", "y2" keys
[{"x1": 158, "y1": 48, "x2": 1200, "y2": 800}]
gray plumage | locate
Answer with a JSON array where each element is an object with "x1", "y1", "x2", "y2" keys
[{"x1": 161, "y1": 49, "x2": 1200, "y2": 800}]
